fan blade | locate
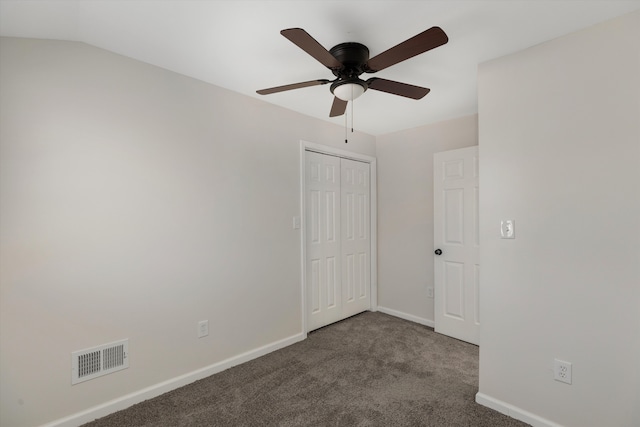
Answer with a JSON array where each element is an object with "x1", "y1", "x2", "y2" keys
[
  {"x1": 329, "y1": 97, "x2": 348, "y2": 117},
  {"x1": 366, "y1": 78, "x2": 430, "y2": 99},
  {"x1": 281, "y1": 28, "x2": 343, "y2": 70},
  {"x1": 257, "y1": 79, "x2": 331, "y2": 95},
  {"x1": 365, "y1": 27, "x2": 448, "y2": 73}
]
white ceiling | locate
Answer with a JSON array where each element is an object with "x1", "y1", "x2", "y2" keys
[{"x1": 2, "y1": 0, "x2": 639, "y2": 135}]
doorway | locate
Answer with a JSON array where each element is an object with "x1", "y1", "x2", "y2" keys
[
  {"x1": 433, "y1": 146, "x2": 480, "y2": 345},
  {"x1": 300, "y1": 141, "x2": 377, "y2": 333}
]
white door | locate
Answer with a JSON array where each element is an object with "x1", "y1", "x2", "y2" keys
[
  {"x1": 433, "y1": 146, "x2": 480, "y2": 345},
  {"x1": 341, "y1": 158, "x2": 371, "y2": 318},
  {"x1": 305, "y1": 151, "x2": 371, "y2": 331}
]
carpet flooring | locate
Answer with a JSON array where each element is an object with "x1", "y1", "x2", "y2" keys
[{"x1": 82, "y1": 312, "x2": 530, "y2": 426}]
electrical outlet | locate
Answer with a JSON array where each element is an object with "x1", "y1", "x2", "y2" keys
[
  {"x1": 197, "y1": 320, "x2": 209, "y2": 338},
  {"x1": 554, "y1": 359, "x2": 572, "y2": 384},
  {"x1": 427, "y1": 287, "x2": 434, "y2": 298}
]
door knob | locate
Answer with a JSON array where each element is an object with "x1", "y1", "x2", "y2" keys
[{"x1": 435, "y1": 249, "x2": 442, "y2": 255}]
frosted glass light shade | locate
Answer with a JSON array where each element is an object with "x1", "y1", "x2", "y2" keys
[{"x1": 333, "y1": 83, "x2": 365, "y2": 101}]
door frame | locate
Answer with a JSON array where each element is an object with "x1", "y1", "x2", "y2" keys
[{"x1": 299, "y1": 140, "x2": 378, "y2": 336}]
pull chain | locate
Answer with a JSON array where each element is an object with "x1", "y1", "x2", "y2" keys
[
  {"x1": 344, "y1": 105, "x2": 348, "y2": 143},
  {"x1": 351, "y1": 96, "x2": 354, "y2": 133},
  {"x1": 344, "y1": 85, "x2": 355, "y2": 143}
]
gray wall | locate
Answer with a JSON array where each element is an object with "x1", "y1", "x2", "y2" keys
[
  {"x1": 0, "y1": 37, "x2": 376, "y2": 427},
  {"x1": 375, "y1": 115, "x2": 478, "y2": 324},
  {"x1": 477, "y1": 10, "x2": 639, "y2": 427}
]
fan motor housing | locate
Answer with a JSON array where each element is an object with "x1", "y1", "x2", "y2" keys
[{"x1": 329, "y1": 42, "x2": 369, "y2": 78}]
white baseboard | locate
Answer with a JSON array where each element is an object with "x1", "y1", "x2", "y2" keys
[
  {"x1": 41, "y1": 332, "x2": 306, "y2": 427},
  {"x1": 376, "y1": 306, "x2": 435, "y2": 328},
  {"x1": 476, "y1": 392, "x2": 564, "y2": 427},
  {"x1": 376, "y1": 311, "x2": 562, "y2": 426}
]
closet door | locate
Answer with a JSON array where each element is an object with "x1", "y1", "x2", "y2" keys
[
  {"x1": 341, "y1": 158, "x2": 371, "y2": 318},
  {"x1": 306, "y1": 151, "x2": 343, "y2": 331},
  {"x1": 305, "y1": 151, "x2": 372, "y2": 331}
]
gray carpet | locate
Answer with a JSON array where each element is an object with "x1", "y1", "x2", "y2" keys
[{"x1": 83, "y1": 312, "x2": 529, "y2": 426}]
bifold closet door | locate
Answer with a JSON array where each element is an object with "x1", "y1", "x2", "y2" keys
[
  {"x1": 305, "y1": 151, "x2": 371, "y2": 332},
  {"x1": 340, "y1": 158, "x2": 371, "y2": 319}
]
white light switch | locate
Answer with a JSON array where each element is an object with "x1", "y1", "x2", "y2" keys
[
  {"x1": 501, "y1": 220, "x2": 515, "y2": 239},
  {"x1": 293, "y1": 216, "x2": 301, "y2": 229}
]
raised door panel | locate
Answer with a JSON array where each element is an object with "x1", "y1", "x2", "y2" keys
[
  {"x1": 443, "y1": 261, "x2": 465, "y2": 320},
  {"x1": 444, "y1": 188, "x2": 464, "y2": 246}
]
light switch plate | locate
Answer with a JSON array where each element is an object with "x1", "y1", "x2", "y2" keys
[
  {"x1": 501, "y1": 220, "x2": 515, "y2": 239},
  {"x1": 197, "y1": 320, "x2": 209, "y2": 338},
  {"x1": 293, "y1": 216, "x2": 301, "y2": 229}
]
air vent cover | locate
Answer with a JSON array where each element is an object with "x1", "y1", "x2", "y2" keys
[{"x1": 72, "y1": 339, "x2": 129, "y2": 385}]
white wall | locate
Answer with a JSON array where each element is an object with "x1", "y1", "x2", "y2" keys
[
  {"x1": 0, "y1": 37, "x2": 376, "y2": 427},
  {"x1": 477, "y1": 11, "x2": 640, "y2": 427},
  {"x1": 376, "y1": 115, "x2": 478, "y2": 324}
]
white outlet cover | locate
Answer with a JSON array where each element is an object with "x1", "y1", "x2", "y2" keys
[
  {"x1": 554, "y1": 359, "x2": 572, "y2": 384},
  {"x1": 500, "y1": 220, "x2": 515, "y2": 239}
]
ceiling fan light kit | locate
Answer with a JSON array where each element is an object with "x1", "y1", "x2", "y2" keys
[
  {"x1": 331, "y1": 81, "x2": 366, "y2": 101},
  {"x1": 257, "y1": 26, "x2": 448, "y2": 122}
]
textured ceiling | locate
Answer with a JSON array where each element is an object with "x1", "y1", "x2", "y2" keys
[{"x1": 2, "y1": 0, "x2": 639, "y2": 135}]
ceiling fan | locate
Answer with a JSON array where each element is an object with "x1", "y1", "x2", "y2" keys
[{"x1": 256, "y1": 27, "x2": 449, "y2": 117}]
